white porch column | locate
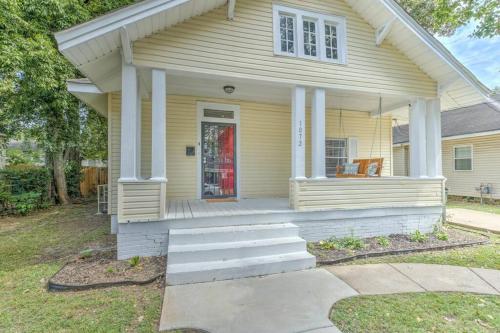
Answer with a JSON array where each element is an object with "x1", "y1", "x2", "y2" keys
[
  {"x1": 120, "y1": 61, "x2": 138, "y2": 180},
  {"x1": 426, "y1": 98, "x2": 442, "y2": 177},
  {"x1": 311, "y1": 88, "x2": 326, "y2": 178},
  {"x1": 151, "y1": 69, "x2": 167, "y2": 180},
  {"x1": 409, "y1": 98, "x2": 427, "y2": 178},
  {"x1": 291, "y1": 86, "x2": 306, "y2": 179}
]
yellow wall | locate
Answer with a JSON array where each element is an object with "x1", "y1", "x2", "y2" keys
[
  {"x1": 133, "y1": 0, "x2": 436, "y2": 98},
  {"x1": 393, "y1": 145, "x2": 409, "y2": 176},
  {"x1": 108, "y1": 94, "x2": 393, "y2": 214},
  {"x1": 443, "y1": 134, "x2": 500, "y2": 199}
]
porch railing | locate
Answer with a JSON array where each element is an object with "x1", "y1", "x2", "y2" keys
[{"x1": 290, "y1": 177, "x2": 446, "y2": 211}]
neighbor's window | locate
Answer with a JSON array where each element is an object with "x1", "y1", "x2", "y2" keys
[
  {"x1": 279, "y1": 14, "x2": 296, "y2": 54},
  {"x1": 324, "y1": 22, "x2": 338, "y2": 60},
  {"x1": 273, "y1": 5, "x2": 346, "y2": 63},
  {"x1": 326, "y1": 138, "x2": 348, "y2": 177},
  {"x1": 303, "y1": 19, "x2": 317, "y2": 57},
  {"x1": 454, "y1": 145, "x2": 472, "y2": 171}
]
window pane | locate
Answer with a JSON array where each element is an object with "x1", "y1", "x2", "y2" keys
[
  {"x1": 281, "y1": 41, "x2": 287, "y2": 52},
  {"x1": 311, "y1": 45, "x2": 316, "y2": 56},
  {"x1": 287, "y1": 41, "x2": 294, "y2": 53},
  {"x1": 280, "y1": 16, "x2": 286, "y2": 28},
  {"x1": 455, "y1": 147, "x2": 471, "y2": 158},
  {"x1": 287, "y1": 17, "x2": 293, "y2": 29},
  {"x1": 455, "y1": 159, "x2": 472, "y2": 171}
]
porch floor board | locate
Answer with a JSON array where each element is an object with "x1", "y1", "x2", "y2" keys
[{"x1": 165, "y1": 198, "x2": 292, "y2": 220}]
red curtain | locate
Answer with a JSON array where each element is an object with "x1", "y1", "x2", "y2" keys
[{"x1": 218, "y1": 126, "x2": 235, "y2": 195}]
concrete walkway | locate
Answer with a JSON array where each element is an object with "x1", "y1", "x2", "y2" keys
[
  {"x1": 447, "y1": 208, "x2": 500, "y2": 233},
  {"x1": 159, "y1": 264, "x2": 500, "y2": 333}
]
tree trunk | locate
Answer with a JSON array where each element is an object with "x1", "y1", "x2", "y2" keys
[{"x1": 53, "y1": 149, "x2": 70, "y2": 205}]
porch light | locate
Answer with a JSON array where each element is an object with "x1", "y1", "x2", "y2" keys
[{"x1": 223, "y1": 85, "x2": 235, "y2": 94}]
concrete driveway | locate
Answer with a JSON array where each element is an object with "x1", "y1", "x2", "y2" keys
[{"x1": 447, "y1": 208, "x2": 500, "y2": 233}]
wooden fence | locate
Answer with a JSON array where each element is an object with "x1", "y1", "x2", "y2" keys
[{"x1": 80, "y1": 167, "x2": 108, "y2": 197}]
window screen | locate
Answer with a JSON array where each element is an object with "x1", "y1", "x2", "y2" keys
[
  {"x1": 326, "y1": 138, "x2": 348, "y2": 177},
  {"x1": 454, "y1": 146, "x2": 472, "y2": 171}
]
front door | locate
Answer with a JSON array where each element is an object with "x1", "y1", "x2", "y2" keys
[{"x1": 201, "y1": 122, "x2": 237, "y2": 199}]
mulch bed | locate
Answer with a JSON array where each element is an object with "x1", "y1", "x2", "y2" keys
[
  {"x1": 309, "y1": 228, "x2": 490, "y2": 265},
  {"x1": 48, "y1": 253, "x2": 165, "y2": 292}
]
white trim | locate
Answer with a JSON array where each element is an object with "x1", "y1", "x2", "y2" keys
[
  {"x1": 272, "y1": 4, "x2": 347, "y2": 64},
  {"x1": 375, "y1": 17, "x2": 396, "y2": 47},
  {"x1": 55, "y1": 0, "x2": 192, "y2": 51},
  {"x1": 196, "y1": 102, "x2": 241, "y2": 200},
  {"x1": 119, "y1": 27, "x2": 133, "y2": 64},
  {"x1": 409, "y1": 98, "x2": 427, "y2": 178},
  {"x1": 227, "y1": 0, "x2": 236, "y2": 20},
  {"x1": 380, "y1": 0, "x2": 492, "y2": 99},
  {"x1": 291, "y1": 86, "x2": 306, "y2": 179},
  {"x1": 151, "y1": 69, "x2": 167, "y2": 180},
  {"x1": 453, "y1": 144, "x2": 473, "y2": 172},
  {"x1": 311, "y1": 88, "x2": 326, "y2": 178},
  {"x1": 67, "y1": 80, "x2": 103, "y2": 94}
]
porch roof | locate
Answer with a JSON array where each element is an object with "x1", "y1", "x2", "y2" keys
[{"x1": 55, "y1": 0, "x2": 496, "y2": 112}]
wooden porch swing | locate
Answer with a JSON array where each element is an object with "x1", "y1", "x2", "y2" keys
[{"x1": 335, "y1": 96, "x2": 384, "y2": 178}]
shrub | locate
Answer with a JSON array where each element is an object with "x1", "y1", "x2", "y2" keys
[
  {"x1": 435, "y1": 231, "x2": 449, "y2": 241},
  {"x1": 338, "y1": 236, "x2": 365, "y2": 250},
  {"x1": 376, "y1": 236, "x2": 391, "y2": 247},
  {"x1": 9, "y1": 192, "x2": 44, "y2": 215},
  {"x1": 319, "y1": 239, "x2": 337, "y2": 250},
  {"x1": 410, "y1": 230, "x2": 428, "y2": 243},
  {"x1": 129, "y1": 256, "x2": 140, "y2": 267},
  {"x1": 79, "y1": 249, "x2": 93, "y2": 259}
]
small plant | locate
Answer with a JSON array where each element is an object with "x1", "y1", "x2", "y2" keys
[
  {"x1": 338, "y1": 236, "x2": 365, "y2": 250},
  {"x1": 435, "y1": 231, "x2": 449, "y2": 241},
  {"x1": 410, "y1": 230, "x2": 428, "y2": 243},
  {"x1": 129, "y1": 256, "x2": 140, "y2": 267},
  {"x1": 376, "y1": 236, "x2": 391, "y2": 248},
  {"x1": 79, "y1": 249, "x2": 93, "y2": 259},
  {"x1": 106, "y1": 266, "x2": 115, "y2": 274},
  {"x1": 319, "y1": 239, "x2": 337, "y2": 250}
]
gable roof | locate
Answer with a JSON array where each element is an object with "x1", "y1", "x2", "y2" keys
[
  {"x1": 55, "y1": 0, "x2": 495, "y2": 111},
  {"x1": 393, "y1": 101, "x2": 500, "y2": 144}
]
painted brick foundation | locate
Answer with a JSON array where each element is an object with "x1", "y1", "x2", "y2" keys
[{"x1": 116, "y1": 206, "x2": 443, "y2": 259}]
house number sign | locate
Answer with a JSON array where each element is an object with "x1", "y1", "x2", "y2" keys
[{"x1": 297, "y1": 120, "x2": 303, "y2": 147}]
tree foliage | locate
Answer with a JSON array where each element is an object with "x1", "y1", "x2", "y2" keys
[
  {"x1": 0, "y1": 0, "x2": 133, "y2": 203},
  {"x1": 398, "y1": 0, "x2": 499, "y2": 38}
]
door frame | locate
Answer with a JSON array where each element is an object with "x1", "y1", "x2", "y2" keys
[{"x1": 196, "y1": 102, "x2": 241, "y2": 200}]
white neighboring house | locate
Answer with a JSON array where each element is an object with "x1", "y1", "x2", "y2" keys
[
  {"x1": 54, "y1": 0, "x2": 497, "y2": 285},
  {"x1": 394, "y1": 102, "x2": 500, "y2": 199}
]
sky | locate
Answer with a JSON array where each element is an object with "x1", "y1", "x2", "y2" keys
[{"x1": 437, "y1": 23, "x2": 500, "y2": 91}]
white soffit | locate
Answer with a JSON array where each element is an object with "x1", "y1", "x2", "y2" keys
[
  {"x1": 55, "y1": 0, "x2": 226, "y2": 68},
  {"x1": 345, "y1": 0, "x2": 494, "y2": 111},
  {"x1": 67, "y1": 79, "x2": 108, "y2": 117}
]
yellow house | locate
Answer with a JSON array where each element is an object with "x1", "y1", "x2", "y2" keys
[
  {"x1": 56, "y1": 0, "x2": 495, "y2": 284},
  {"x1": 394, "y1": 102, "x2": 500, "y2": 200}
]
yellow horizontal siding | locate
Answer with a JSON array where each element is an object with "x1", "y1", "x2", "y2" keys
[
  {"x1": 393, "y1": 146, "x2": 408, "y2": 176},
  {"x1": 292, "y1": 178, "x2": 444, "y2": 211},
  {"x1": 442, "y1": 134, "x2": 500, "y2": 199},
  {"x1": 118, "y1": 181, "x2": 162, "y2": 222},
  {"x1": 133, "y1": 0, "x2": 436, "y2": 97},
  {"x1": 109, "y1": 94, "x2": 394, "y2": 204}
]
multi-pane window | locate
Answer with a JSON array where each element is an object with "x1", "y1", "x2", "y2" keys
[
  {"x1": 324, "y1": 23, "x2": 338, "y2": 60},
  {"x1": 279, "y1": 14, "x2": 295, "y2": 54},
  {"x1": 325, "y1": 138, "x2": 348, "y2": 177},
  {"x1": 303, "y1": 19, "x2": 317, "y2": 57},
  {"x1": 454, "y1": 146, "x2": 472, "y2": 171},
  {"x1": 273, "y1": 5, "x2": 346, "y2": 63}
]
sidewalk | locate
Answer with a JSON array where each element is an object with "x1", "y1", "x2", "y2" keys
[
  {"x1": 159, "y1": 264, "x2": 499, "y2": 333},
  {"x1": 447, "y1": 208, "x2": 500, "y2": 233}
]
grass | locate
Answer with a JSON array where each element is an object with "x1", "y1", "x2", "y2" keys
[
  {"x1": 447, "y1": 198, "x2": 500, "y2": 215},
  {"x1": 331, "y1": 292, "x2": 500, "y2": 333},
  {"x1": 345, "y1": 230, "x2": 499, "y2": 270},
  {"x1": 0, "y1": 202, "x2": 162, "y2": 332}
]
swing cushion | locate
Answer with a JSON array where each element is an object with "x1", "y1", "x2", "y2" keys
[
  {"x1": 367, "y1": 163, "x2": 379, "y2": 176},
  {"x1": 343, "y1": 163, "x2": 360, "y2": 175}
]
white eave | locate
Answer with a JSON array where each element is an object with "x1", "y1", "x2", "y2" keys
[
  {"x1": 345, "y1": 0, "x2": 496, "y2": 111},
  {"x1": 56, "y1": 0, "x2": 495, "y2": 112},
  {"x1": 67, "y1": 79, "x2": 108, "y2": 116}
]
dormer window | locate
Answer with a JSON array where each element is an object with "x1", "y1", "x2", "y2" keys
[{"x1": 273, "y1": 5, "x2": 347, "y2": 64}]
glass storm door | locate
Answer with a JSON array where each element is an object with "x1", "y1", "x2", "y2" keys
[{"x1": 201, "y1": 122, "x2": 236, "y2": 199}]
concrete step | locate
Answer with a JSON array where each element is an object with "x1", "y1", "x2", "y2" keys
[
  {"x1": 168, "y1": 223, "x2": 299, "y2": 245},
  {"x1": 168, "y1": 237, "x2": 306, "y2": 264},
  {"x1": 166, "y1": 252, "x2": 316, "y2": 285}
]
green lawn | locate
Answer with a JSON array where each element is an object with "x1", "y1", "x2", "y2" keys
[
  {"x1": 331, "y1": 292, "x2": 500, "y2": 333},
  {"x1": 0, "y1": 202, "x2": 162, "y2": 333},
  {"x1": 447, "y1": 198, "x2": 500, "y2": 215}
]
